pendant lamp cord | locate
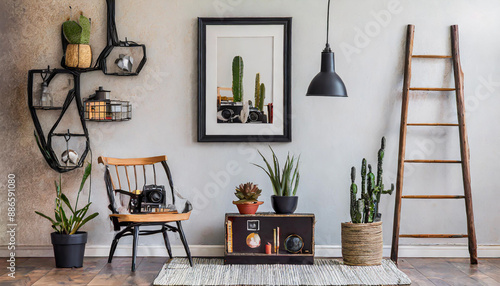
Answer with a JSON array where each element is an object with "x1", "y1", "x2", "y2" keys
[
  {"x1": 325, "y1": 0, "x2": 332, "y2": 52},
  {"x1": 326, "y1": 0, "x2": 330, "y2": 45}
]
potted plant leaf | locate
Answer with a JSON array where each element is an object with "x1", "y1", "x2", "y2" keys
[
  {"x1": 254, "y1": 147, "x2": 300, "y2": 214},
  {"x1": 341, "y1": 137, "x2": 394, "y2": 266},
  {"x1": 233, "y1": 182, "x2": 263, "y2": 215},
  {"x1": 63, "y1": 12, "x2": 92, "y2": 68},
  {"x1": 35, "y1": 163, "x2": 99, "y2": 268}
]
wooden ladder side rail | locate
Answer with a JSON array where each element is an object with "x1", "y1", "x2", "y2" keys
[
  {"x1": 451, "y1": 24, "x2": 478, "y2": 264},
  {"x1": 390, "y1": 24, "x2": 415, "y2": 263}
]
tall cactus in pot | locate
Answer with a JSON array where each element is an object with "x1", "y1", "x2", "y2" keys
[{"x1": 349, "y1": 137, "x2": 394, "y2": 223}]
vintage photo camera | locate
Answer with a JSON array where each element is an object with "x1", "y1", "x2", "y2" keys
[
  {"x1": 217, "y1": 101, "x2": 265, "y2": 123},
  {"x1": 142, "y1": 184, "x2": 166, "y2": 209},
  {"x1": 128, "y1": 184, "x2": 167, "y2": 213}
]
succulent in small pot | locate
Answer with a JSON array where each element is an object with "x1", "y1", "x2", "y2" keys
[
  {"x1": 233, "y1": 182, "x2": 263, "y2": 215},
  {"x1": 254, "y1": 147, "x2": 300, "y2": 214},
  {"x1": 63, "y1": 13, "x2": 92, "y2": 68}
]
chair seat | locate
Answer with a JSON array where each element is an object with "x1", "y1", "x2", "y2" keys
[{"x1": 110, "y1": 211, "x2": 191, "y2": 223}]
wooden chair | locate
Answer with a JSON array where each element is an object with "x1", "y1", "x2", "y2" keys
[{"x1": 98, "y1": 155, "x2": 193, "y2": 271}]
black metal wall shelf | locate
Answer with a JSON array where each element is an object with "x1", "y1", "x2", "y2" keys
[
  {"x1": 28, "y1": 68, "x2": 90, "y2": 173},
  {"x1": 28, "y1": 0, "x2": 147, "y2": 173},
  {"x1": 84, "y1": 99, "x2": 132, "y2": 122},
  {"x1": 61, "y1": 0, "x2": 147, "y2": 77}
]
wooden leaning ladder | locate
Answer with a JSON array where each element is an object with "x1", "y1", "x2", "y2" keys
[{"x1": 390, "y1": 25, "x2": 478, "y2": 264}]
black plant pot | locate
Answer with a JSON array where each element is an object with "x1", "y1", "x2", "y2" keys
[
  {"x1": 51, "y1": 232, "x2": 87, "y2": 268},
  {"x1": 271, "y1": 195, "x2": 298, "y2": 214}
]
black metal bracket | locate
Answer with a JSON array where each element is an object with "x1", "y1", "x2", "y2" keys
[
  {"x1": 61, "y1": 0, "x2": 147, "y2": 76},
  {"x1": 28, "y1": 68, "x2": 90, "y2": 173},
  {"x1": 29, "y1": 0, "x2": 147, "y2": 173}
]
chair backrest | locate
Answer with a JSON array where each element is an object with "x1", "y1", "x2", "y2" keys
[{"x1": 98, "y1": 155, "x2": 177, "y2": 215}]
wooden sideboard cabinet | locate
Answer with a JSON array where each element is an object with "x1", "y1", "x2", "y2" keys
[{"x1": 224, "y1": 213, "x2": 315, "y2": 265}]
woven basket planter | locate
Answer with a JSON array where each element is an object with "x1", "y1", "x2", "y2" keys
[
  {"x1": 65, "y1": 44, "x2": 92, "y2": 68},
  {"x1": 341, "y1": 221, "x2": 383, "y2": 266}
]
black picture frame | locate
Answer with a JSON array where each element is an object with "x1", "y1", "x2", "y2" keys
[
  {"x1": 247, "y1": 220, "x2": 260, "y2": 231},
  {"x1": 198, "y1": 17, "x2": 292, "y2": 142}
]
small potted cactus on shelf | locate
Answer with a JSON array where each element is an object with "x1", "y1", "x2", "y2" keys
[
  {"x1": 341, "y1": 137, "x2": 394, "y2": 266},
  {"x1": 63, "y1": 12, "x2": 92, "y2": 68},
  {"x1": 233, "y1": 182, "x2": 263, "y2": 215}
]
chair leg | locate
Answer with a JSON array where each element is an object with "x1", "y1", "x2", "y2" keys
[
  {"x1": 162, "y1": 226, "x2": 173, "y2": 259},
  {"x1": 108, "y1": 238, "x2": 119, "y2": 263},
  {"x1": 132, "y1": 225, "x2": 139, "y2": 272},
  {"x1": 176, "y1": 221, "x2": 193, "y2": 267},
  {"x1": 108, "y1": 226, "x2": 131, "y2": 263}
]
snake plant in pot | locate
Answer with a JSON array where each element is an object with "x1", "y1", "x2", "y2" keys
[
  {"x1": 254, "y1": 147, "x2": 300, "y2": 214},
  {"x1": 35, "y1": 163, "x2": 99, "y2": 268},
  {"x1": 341, "y1": 137, "x2": 394, "y2": 266}
]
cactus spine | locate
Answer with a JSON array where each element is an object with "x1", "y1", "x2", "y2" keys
[
  {"x1": 349, "y1": 137, "x2": 394, "y2": 223},
  {"x1": 232, "y1": 56, "x2": 244, "y2": 102},
  {"x1": 254, "y1": 73, "x2": 260, "y2": 108},
  {"x1": 259, "y1": 83, "x2": 266, "y2": 111}
]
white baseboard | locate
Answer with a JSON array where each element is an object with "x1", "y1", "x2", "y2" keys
[{"x1": 2, "y1": 244, "x2": 500, "y2": 258}]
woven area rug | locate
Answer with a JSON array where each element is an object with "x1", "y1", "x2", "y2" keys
[{"x1": 153, "y1": 258, "x2": 411, "y2": 286}]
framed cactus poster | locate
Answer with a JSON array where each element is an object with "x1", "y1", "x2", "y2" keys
[{"x1": 198, "y1": 18, "x2": 292, "y2": 142}]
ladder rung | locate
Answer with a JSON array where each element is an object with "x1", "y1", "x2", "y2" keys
[
  {"x1": 412, "y1": 55, "x2": 452, "y2": 59},
  {"x1": 407, "y1": 123, "x2": 459, "y2": 127},
  {"x1": 400, "y1": 234, "x2": 468, "y2": 238},
  {"x1": 410, "y1": 87, "x2": 456, "y2": 91},
  {"x1": 404, "y1": 160, "x2": 462, "y2": 164},
  {"x1": 402, "y1": 195, "x2": 465, "y2": 199}
]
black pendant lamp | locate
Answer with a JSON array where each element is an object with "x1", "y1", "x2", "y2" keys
[{"x1": 306, "y1": 0, "x2": 347, "y2": 97}]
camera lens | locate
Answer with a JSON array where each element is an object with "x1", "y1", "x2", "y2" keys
[
  {"x1": 130, "y1": 198, "x2": 138, "y2": 206},
  {"x1": 249, "y1": 112, "x2": 259, "y2": 122},
  {"x1": 221, "y1": 109, "x2": 233, "y2": 120},
  {"x1": 148, "y1": 190, "x2": 163, "y2": 203}
]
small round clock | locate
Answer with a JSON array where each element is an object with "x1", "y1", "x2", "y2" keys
[{"x1": 284, "y1": 234, "x2": 304, "y2": 254}]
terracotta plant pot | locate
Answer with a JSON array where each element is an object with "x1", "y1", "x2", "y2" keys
[
  {"x1": 341, "y1": 221, "x2": 383, "y2": 266},
  {"x1": 65, "y1": 44, "x2": 92, "y2": 68},
  {"x1": 233, "y1": 201, "x2": 263, "y2": 215}
]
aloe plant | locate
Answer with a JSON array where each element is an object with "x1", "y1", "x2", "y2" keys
[
  {"x1": 35, "y1": 163, "x2": 99, "y2": 235},
  {"x1": 254, "y1": 147, "x2": 300, "y2": 196}
]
